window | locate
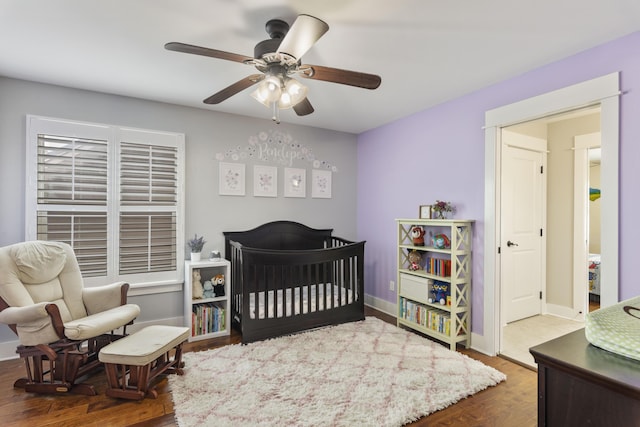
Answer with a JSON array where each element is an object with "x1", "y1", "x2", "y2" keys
[{"x1": 26, "y1": 116, "x2": 185, "y2": 288}]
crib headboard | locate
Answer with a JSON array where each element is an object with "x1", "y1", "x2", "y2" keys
[{"x1": 223, "y1": 221, "x2": 333, "y2": 258}]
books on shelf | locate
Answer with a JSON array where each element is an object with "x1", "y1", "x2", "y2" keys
[
  {"x1": 191, "y1": 303, "x2": 226, "y2": 336},
  {"x1": 425, "y1": 257, "x2": 451, "y2": 277},
  {"x1": 399, "y1": 297, "x2": 451, "y2": 336}
]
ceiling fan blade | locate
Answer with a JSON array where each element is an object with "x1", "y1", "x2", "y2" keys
[
  {"x1": 276, "y1": 14, "x2": 329, "y2": 60},
  {"x1": 293, "y1": 98, "x2": 314, "y2": 116},
  {"x1": 165, "y1": 42, "x2": 253, "y2": 64},
  {"x1": 300, "y1": 65, "x2": 381, "y2": 90},
  {"x1": 203, "y1": 74, "x2": 264, "y2": 104}
]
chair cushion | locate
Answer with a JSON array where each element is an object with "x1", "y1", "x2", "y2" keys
[
  {"x1": 16, "y1": 317, "x2": 62, "y2": 347},
  {"x1": 12, "y1": 241, "x2": 67, "y2": 285},
  {"x1": 64, "y1": 303, "x2": 141, "y2": 341}
]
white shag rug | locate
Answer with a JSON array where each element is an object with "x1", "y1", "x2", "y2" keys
[{"x1": 170, "y1": 317, "x2": 506, "y2": 427}]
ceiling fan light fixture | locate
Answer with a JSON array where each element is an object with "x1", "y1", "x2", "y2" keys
[
  {"x1": 278, "y1": 78, "x2": 307, "y2": 109},
  {"x1": 251, "y1": 75, "x2": 282, "y2": 106}
]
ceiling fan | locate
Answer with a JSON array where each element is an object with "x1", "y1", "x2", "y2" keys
[{"x1": 165, "y1": 14, "x2": 381, "y2": 122}]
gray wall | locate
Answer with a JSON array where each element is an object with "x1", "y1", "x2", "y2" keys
[{"x1": 0, "y1": 77, "x2": 358, "y2": 355}]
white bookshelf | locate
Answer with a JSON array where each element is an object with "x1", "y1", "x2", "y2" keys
[
  {"x1": 184, "y1": 259, "x2": 231, "y2": 341},
  {"x1": 396, "y1": 219, "x2": 473, "y2": 350}
]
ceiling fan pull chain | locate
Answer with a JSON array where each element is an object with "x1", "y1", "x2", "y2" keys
[{"x1": 272, "y1": 102, "x2": 280, "y2": 124}]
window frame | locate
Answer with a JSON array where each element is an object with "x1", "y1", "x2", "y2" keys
[{"x1": 25, "y1": 115, "x2": 185, "y2": 293}]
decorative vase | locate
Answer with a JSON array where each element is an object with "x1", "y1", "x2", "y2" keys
[
  {"x1": 191, "y1": 252, "x2": 201, "y2": 262},
  {"x1": 435, "y1": 211, "x2": 446, "y2": 219}
]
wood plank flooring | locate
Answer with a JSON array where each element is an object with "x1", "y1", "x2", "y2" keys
[{"x1": 0, "y1": 307, "x2": 537, "y2": 426}]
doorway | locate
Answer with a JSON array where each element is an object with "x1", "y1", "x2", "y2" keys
[
  {"x1": 499, "y1": 111, "x2": 600, "y2": 366},
  {"x1": 481, "y1": 72, "x2": 620, "y2": 357}
]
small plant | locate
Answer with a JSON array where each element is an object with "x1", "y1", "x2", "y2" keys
[
  {"x1": 187, "y1": 234, "x2": 206, "y2": 253},
  {"x1": 432, "y1": 200, "x2": 455, "y2": 219}
]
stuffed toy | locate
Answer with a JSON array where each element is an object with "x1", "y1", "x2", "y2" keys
[
  {"x1": 192, "y1": 269, "x2": 204, "y2": 299},
  {"x1": 408, "y1": 250, "x2": 422, "y2": 271},
  {"x1": 202, "y1": 280, "x2": 214, "y2": 298},
  {"x1": 432, "y1": 234, "x2": 451, "y2": 249},
  {"x1": 212, "y1": 274, "x2": 225, "y2": 297},
  {"x1": 428, "y1": 281, "x2": 450, "y2": 305},
  {"x1": 410, "y1": 226, "x2": 426, "y2": 246}
]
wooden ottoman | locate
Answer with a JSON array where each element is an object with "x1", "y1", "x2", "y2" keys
[{"x1": 99, "y1": 325, "x2": 190, "y2": 400}]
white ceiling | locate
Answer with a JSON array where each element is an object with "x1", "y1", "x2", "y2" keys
[{"x1": 1, "y1": 0, "x2": 639, "y2": 134}]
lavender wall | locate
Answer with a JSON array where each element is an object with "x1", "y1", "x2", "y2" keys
[{"x1": 357, "y1": 31, "x2": 640, "y2": 336}]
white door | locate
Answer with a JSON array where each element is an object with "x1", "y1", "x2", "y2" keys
[{"x1": 501, "y1": 130, "x2": 546, "y2": 323}]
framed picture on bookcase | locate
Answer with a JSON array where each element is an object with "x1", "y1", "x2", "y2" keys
[{"x1": 419, "y1": 205, "x2": 432, "y2": 219}]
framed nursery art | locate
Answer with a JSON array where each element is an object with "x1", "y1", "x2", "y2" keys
[
  {"x1": 284, "y1": 167, "x2": 306, "y2": 198},
  {"x1": 419, "y1": 205, "x2": 432, "y2": 219},
  {"x1": 311, "y1": 169, "x2": 332, "y2": 199},
  {"x1": 253, "y1": 165, "x2": 277, "y2": 197},
  {"x1": 219, "y1": 162, "x2": 245, "y2": 196}
]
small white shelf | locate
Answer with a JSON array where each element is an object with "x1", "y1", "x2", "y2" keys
[{"x1": 184, "y1": 259, "x2": 231, "y2": 342}]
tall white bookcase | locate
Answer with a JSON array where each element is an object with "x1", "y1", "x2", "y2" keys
[
  {"x1": 396, "y1": 219, "x2": 473, "y2": 350},
  {"x1": 184, "y1": 259, "x2": 231, "y2": 342}
]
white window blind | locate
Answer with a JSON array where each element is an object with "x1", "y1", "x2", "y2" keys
[
  {"x1": 35, "y1": 134, "x2": 109, "y2": 277},
  {"x1": 120, "y1": 142, "x2": 178, "y2": 205},
  {"x1": 37, "y1": 211, "x2": 108, "y2": 277},
  {"x1": 119, "y1": 142, "x2": 178, "y2": 275},
  {"x1": 37, "y1": 135, "x2": 108, "y2": 205},
  {"x1": 26, "y1": 116, "x2": 185, "y2": 287}
]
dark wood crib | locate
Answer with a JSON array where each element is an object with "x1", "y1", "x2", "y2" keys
[{"x1": 223, "y1": 221, "x2": 365, "y2": 343}]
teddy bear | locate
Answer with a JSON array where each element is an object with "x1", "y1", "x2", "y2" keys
[
  {"x1": 212, "y1": 274, "x2": 225, "y2": 297},
  {"x1": 410, "y1": 226, "x2": 425, "y2": 246},
  {"x1": 408, "y1": 250, "x2": 422, "y2": 271},
  {"x1": 192, "y1": 269, "x2": 204, "y2": 299},
  {"x1": 202, "y1": 280, "x2": 215, "y2": 298}
]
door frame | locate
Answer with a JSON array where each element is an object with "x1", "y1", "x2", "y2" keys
[{"x1": 480, "y1": 72, "x2": 620, "y2": 356}]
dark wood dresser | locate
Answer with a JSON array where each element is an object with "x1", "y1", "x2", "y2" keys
[{"x1": 530, "y1": 328, "x2": 640, "y2": 426}]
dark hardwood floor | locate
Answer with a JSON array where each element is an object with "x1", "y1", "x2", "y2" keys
[{"x1": 0, "y1": 307, "x2": 537, "y2": 426}]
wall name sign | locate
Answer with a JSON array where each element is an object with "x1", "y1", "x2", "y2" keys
[{"x1": 216, "y1": 129, "x2": 338, "y2": 172}]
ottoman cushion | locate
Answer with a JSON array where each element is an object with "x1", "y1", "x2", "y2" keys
[{"x1": 99, "y1": 325, "x2": 189, "y2": 366}]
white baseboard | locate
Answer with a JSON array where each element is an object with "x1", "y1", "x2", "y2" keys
[
  {"x1": 0, "y1": 339, "x2": 20, "y2": 361},
  {"x1": 0, "y1": 316, "x2": 185, "y2": 361},
  {"x1": 127, "y1": 316, "x2": 185, "y2": 333},
  {"x1": 470, "y1": 332, "x2": 495, "y2": 356},
  {"x1": 0, "y1": 307, "x2": 500, "y2": 361},
  {"x1": 364, "y1": 294, "x2": 396, "y2": 318},
  {"x1": 545, "y1": 303, "x2": 585, "y2": 322}
]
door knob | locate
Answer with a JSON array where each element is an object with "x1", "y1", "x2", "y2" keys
[{"x1": 507, "y1": 240, "x2": 519, "y2": 247}]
